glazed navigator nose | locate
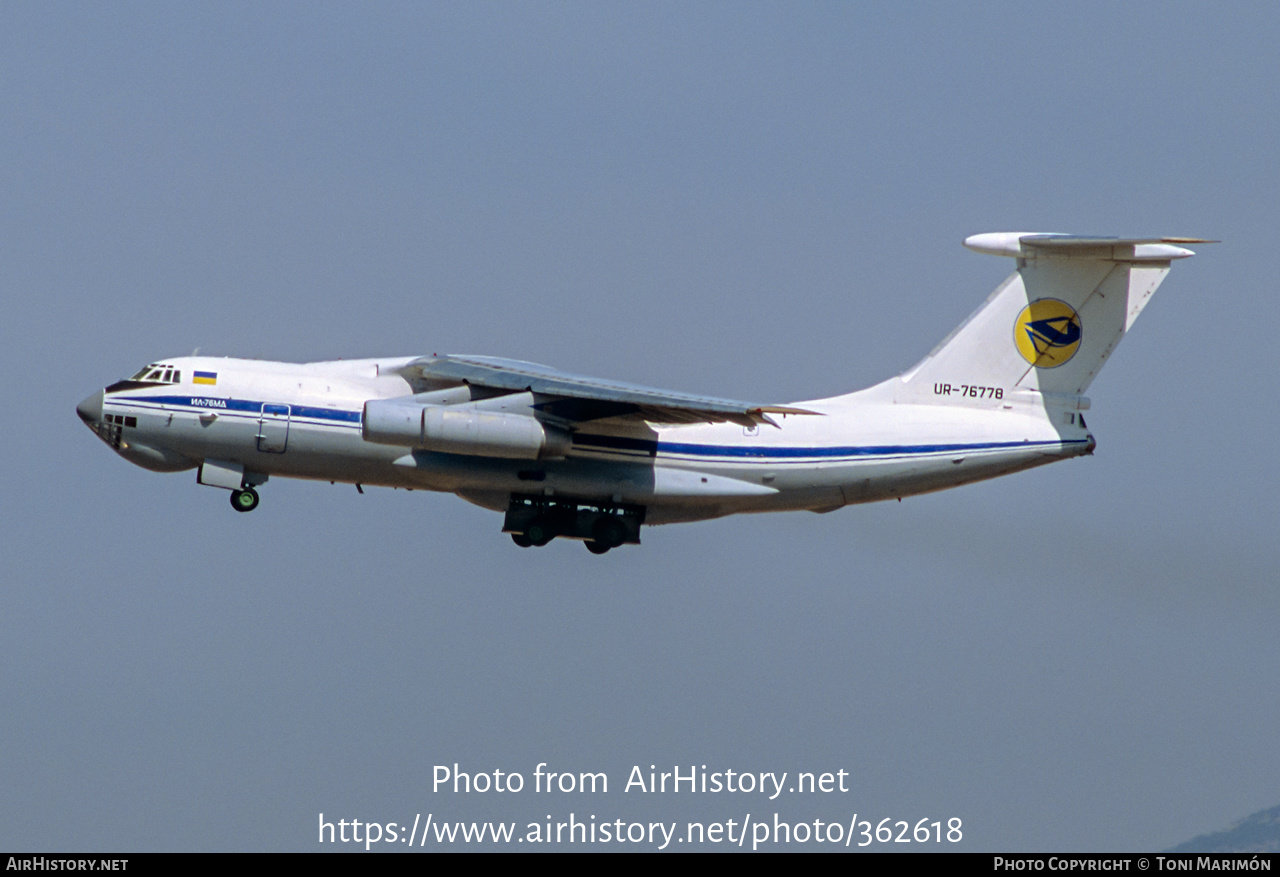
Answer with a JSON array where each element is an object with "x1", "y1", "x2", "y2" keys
[{"x1": 76, "y1": 390, "x2": 104, "y2": 425}]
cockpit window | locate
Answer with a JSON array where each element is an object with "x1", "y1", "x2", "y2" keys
[{"x1": 128, "y1": 364, "x2": 182, "y2": 385}]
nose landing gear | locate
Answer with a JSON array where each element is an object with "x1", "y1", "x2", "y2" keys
[
  {"x1": 200, "y1": 461, "x2": 267, "y2": 512},
  {"x1": 230, "y1": 487, "x2": 260, "y2": 512}
]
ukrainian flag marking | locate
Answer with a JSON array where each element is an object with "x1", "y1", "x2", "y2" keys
[{"x1": 193, "y1": 371, "x2": 218, "y2": 385}]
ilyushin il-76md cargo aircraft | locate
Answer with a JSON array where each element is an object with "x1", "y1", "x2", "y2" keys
[{"x1": 78, "y1": 233, "x2": 1209, "y2": 554}]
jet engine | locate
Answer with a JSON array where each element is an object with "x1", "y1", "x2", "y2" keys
[{"x1": 362, "y1": 399, "x2": 571, "y2": 460}]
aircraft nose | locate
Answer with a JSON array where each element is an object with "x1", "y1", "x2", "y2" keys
[{"x1": 76, "y1": 390, "x2": 104, "y2": 425}]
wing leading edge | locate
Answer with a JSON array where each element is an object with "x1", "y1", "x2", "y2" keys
[{"x1": 400, "y1": 354, "x2": 819, "y2": 428}]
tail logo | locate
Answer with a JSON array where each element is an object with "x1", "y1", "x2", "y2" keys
[{"x1": 1014, "y1": 299, "x2": 1082, "y2": 368}]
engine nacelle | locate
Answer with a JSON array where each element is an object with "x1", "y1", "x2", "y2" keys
[{"x1": 362, "y1": 399, "x2": 571, "y2": 459}]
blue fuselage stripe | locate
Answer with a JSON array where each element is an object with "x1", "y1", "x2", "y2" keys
[
  {"x1": 116, "y1": 395, "x2": 362, "y2": 424},
  {"x1": 110, "y1": 395, "x2": 1080, "y2": 463},
  {"x1": 572, "y1": 432, "x2": 1082, "y2": 461}
]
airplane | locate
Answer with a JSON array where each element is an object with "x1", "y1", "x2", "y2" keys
[{"x1": 76, "y1": 233, "x2": 1210, "y2": 553}]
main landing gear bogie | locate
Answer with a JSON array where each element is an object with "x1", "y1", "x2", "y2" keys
[
  {"x1": 230, "y1": 486, "x2": 260, "y2": 513},
  {"x1": 503, "y1": 494, "x2": 644, "y2": 554}
]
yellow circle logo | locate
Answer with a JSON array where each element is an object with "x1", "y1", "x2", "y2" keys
[{"x1": 1014, "y1": 299, "x2": 1082, "y2": 368}]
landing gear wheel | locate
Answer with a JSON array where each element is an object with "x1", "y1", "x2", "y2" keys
[
  {"x1": 525, "y1": 518, "x2": 554, "y2": 547},
  {"x1": 230, "y1": 487, "x2": 260, "y2": 512},
  {"x1": 510, "y1": 532, "x2": 533, "y2": 548},
  {"x1": 585, "y1": 540, "x2": 611, "y2": 555},
  {"x1": 592, "y1": 517, "x2": 626, "y2": 550}
]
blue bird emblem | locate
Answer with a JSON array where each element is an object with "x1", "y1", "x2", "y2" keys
[{"x1": 1014, "y1": 300, "x2": 1083, "y2": 367}]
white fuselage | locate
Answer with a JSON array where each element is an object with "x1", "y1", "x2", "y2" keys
[{"x1": 81, "y1": 354, "x2": 1091, "y2": 526}]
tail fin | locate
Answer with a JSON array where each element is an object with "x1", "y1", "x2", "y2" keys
[{"x1": 895, "y1": 234, "x2": 1210, "y2": 407}]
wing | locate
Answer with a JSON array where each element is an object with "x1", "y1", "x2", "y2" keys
[{"x1": 399, "y1": 354, "x2": 819, "y2": 428}]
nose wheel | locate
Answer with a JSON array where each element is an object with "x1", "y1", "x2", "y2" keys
[{"x1": 230, "y1": 487, "x2": 260, "y2": 512}]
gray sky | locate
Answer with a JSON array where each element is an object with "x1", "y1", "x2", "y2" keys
[{"x1": 3, "y1": 2, "x2": 1277, "y2": 852}]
